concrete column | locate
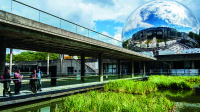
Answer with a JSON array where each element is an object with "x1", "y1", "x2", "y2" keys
[
  {"x1": 169, "y1": 63, "x2": 172, "y2": 75},
  {"x1": 0, "y1": 37, "x2": 6, "y2": 96},
  {"x1": 81, "y1": 54, "x2": 85, "y2": 81},
  {"x1": 98, "y1": 53, "x2": 103, "y2": 82},
  {"x1": 117, "y1": 60, "x2": 121, "y2": 78},
  {"x1": 59, "y1": 54, "x2": 63, "y2": 75},
  {"x1": 47, "y1": 53, "x2": 49, "y2": 75},
  {"x1": 143, "y1": 62, "x2": 146, "y2": 77},
  {"x1": 10, "y1": 48, "x2": 13, "y2": 75},
  {"x1": 0, "y1": 37, "x2": 6, "y2": 75},
  {"x1": 192, "y1": 61, "x2": 195, "y2": 69},
  {"x1": 131, "y1": 60, "x2": 134, "y2": 78}
]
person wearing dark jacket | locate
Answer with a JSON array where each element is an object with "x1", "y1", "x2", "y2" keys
[
  {"x1": 3, "y1": 69, "x2": 12, "y2": 97},
  {"x1": 30, "y1": 70, "x2": 38, "y2": 93}
]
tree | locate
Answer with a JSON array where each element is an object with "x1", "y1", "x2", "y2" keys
[
  {"x1": 6, "y1": 51, "x2": 59, "y2": 62},
  {"x1": 189, "y1": 31, "x2": 200, "y2": 39},
  {"x1": 122, "y1": 40, "x2": 129, "y2": 49}
]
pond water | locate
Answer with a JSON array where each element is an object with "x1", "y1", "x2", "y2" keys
[{"x1": 1, "y1": 89, "x2": 200, "y2": 112}]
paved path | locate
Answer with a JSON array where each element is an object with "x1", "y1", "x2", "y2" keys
[{"x1": 0, "y1": 77, "x2": 147, "y2": 107}]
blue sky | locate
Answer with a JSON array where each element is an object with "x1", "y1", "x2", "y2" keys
[{"x1": 1, "y1": 0, "x2": 200, "y2": 54}]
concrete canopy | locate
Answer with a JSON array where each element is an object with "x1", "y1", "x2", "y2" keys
[{"x1": 0, "y1": 10, "x2": 156, "y2": 61}]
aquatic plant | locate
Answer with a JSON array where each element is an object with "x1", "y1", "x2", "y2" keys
[
  {"x1": 104, "y1": 76, "x2": 194, "y2": 95},
  {"x1": 104, "y1": 79, "x2": 157, "y2": 94},
  {"x1": 149, "y1": 76, "x2": 193, "y2": 90},
  {"x1": 57, "y1": 91, "x2": 174, "y2": 112},
  {"x1": 155, "y1": 90, "x2": 193, "y2": 98}
]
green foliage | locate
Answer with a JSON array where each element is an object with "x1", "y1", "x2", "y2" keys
[
  {"x1": 104, "y1": 76, "x2": 195, "y2": 95},
  {"x1": 77, "y1": 56, "x2": 91, "y2": 59},
  {"x1": 156, "y1": 38, "x2": 165, "y2": 43},
  {"x1": 189, "y1": 32, "x2": 200, "y2": 46},
  {"x1": 148, "y1": 76, "x2": 193, "y2": 90},
  {"x1": 57, "y1": 91, "x2": 174, "y2": 112},
  {"x1": 104, "y1": 80, "x2": 157, "y2": 94},
  {"x1": 6, "y1": 51, "x2": 59, "y2": 62},
  {"x1": 122, "y1": 40, "x2": 129, "y2": 49},
  {"x1": 183, "y1": 76, "x2": 200, "y2": 82},
  {"x1": 155, "y1": 90, "x2": 193, "y2": 98},
  {"x1": 189, "y1": 32, "x2": 200, "y2": 39},
  {"x1": 177, "y1": 32, "x2": 182, "y2": 37}
]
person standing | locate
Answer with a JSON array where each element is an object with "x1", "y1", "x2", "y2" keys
[
  {"x1": 3, "y1": 69, "x2": 12, "y2": 97},
  {"x1": 31, "y1": 70, "x2": 38, "y2": 93},
  {"x1": 37, "y1": 68, "x2": 43, "y2": 91},
  {"x1": 14, "y1": 69, "x2": 23, "y2": 95}
]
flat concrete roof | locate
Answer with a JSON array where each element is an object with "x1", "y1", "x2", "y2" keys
[{"x1": 0, "y1": 10, "x2": 156, "y2": 61}]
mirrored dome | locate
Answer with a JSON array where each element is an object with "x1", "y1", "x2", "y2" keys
[{"x1": 122, "y1": 0, "x2": 199, "y2": 41}]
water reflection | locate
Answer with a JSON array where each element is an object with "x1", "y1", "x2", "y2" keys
[
  {"x1": 0, "y1": 97, "x2": 65, "y2": 112},
  {"x1": 157, "y1": 90, "x2": 200, "y2": 112}
]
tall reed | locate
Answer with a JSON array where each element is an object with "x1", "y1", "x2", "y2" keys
[{"x1": 57, "y1": 91, "x2": 174, "y2": 112}]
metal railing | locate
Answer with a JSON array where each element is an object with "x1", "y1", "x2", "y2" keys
[
  {"x1": 0, "y1": 0, "x2": 122, "y2": 47},
  {"x1": 0, "y1": 73, "x2": 141, "y2": 97}
]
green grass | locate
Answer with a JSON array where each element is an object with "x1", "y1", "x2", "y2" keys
[
  {"x1": 55, "y1": 76, "x2": 199, "y2": 112},
  {"x1": 148, "y1": 76, "x2": 193, "y2": 90},
  {"x1": 57, "y1": 91, "x2": 174, "y2": 112},
  {"x1": 104, "y1": 79, "x2": 157, "y2": 94},
  {"x1": 104, "y1": 76, "x2": 195, "y2": 95}
]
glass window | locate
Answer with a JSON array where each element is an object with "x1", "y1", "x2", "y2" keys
[
  {"x1": 108, "y1": 64, "x2": 112, "y2": 69},
  {"x1": 113, "y1": 64, "x2": 117, "y2": 68}
]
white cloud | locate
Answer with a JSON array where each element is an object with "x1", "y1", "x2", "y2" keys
[
  {"x1": 6, "y1": 48, "x2": 28, "y2": 55},
  {"x1": 113, "y1": 27, "x2": 122, "y2": 41},
  {"x1": 42, "y1": 0, "x2": 141, "y2": 29},
  {"x1": 7, "y1": 0, "x2": 200, "y2": 40},
  {"x1": 102, "y1": 31, "x2": 111, "y2": 37},
  {"x1": 114, "y1": 34, "x2": 122, "y2": 41}
]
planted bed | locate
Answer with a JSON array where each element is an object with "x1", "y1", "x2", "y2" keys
[{"x1": 54, "y1": 76, "x2": 200, "y2": 112}]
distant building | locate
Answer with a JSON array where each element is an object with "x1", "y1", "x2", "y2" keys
[{"x1": 127, "y1": 27, "x2": 199, "y2": 53}]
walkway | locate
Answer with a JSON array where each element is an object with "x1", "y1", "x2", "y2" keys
[{"x1": 0, "y1": 76, "x2": 146, "y2": 107}]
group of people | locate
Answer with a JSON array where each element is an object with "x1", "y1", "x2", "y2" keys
[
  {"x1": 2, "y1": 68, "x2": 43, "y2": 97},
  {"x1": 2, "y1": 69, "x2": 22, "y2": 96}
]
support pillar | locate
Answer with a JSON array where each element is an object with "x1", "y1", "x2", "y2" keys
[
  {"x1": 81, "y1": 54, "x2": 85, "y2": 81},
  {"x1": 169, "y1": 63, "x2": 172, "y2": 76},
  {"x1": 139, "y1": 61, "x2": 141, "y2": 75},
  {"x1": 47, "y1": 53, "x2": 49, "y2": 75},
  {"x1": 143, "y1": 62, "x2": 146, "y2": 77},
  {"x1": 0, "y1": 37, "x2": 6, "y2": 96},
  {"x1": 49, "y1": 53, "x2": 56, "y2": 85},
  {"x1": 192, "y1": 61, "x2": 195, "y2": 69},
  {"x1": 0, "y1": 37, "x2": 6, "y2": 76},
  {"x1": 131, "y1": 60, "x2": 134, "y2": 78},
  {"x1": 117, "y1": 60, "x2": 121, "y2": 78},
  {"x1": 98, "y1": 53, "x2": 103, "y2": 82},
  {"x1": 59, "y1": 54, "x2": 63, "y2": 75},
  {"x1": 10, "y1": 48, "x2": 13, "y2": 75}
]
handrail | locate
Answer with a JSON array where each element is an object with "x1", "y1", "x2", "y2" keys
[
  {"x1": 12, "y1": 0, "x2": 122, "y2": 44},
  {"x1": 1, "y1": 74, "x2": 138, "y2": 81}
]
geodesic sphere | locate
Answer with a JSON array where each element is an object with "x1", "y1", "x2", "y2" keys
[{"x1": 122, "y1": 0, "x2": 199, "y2": 41}]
